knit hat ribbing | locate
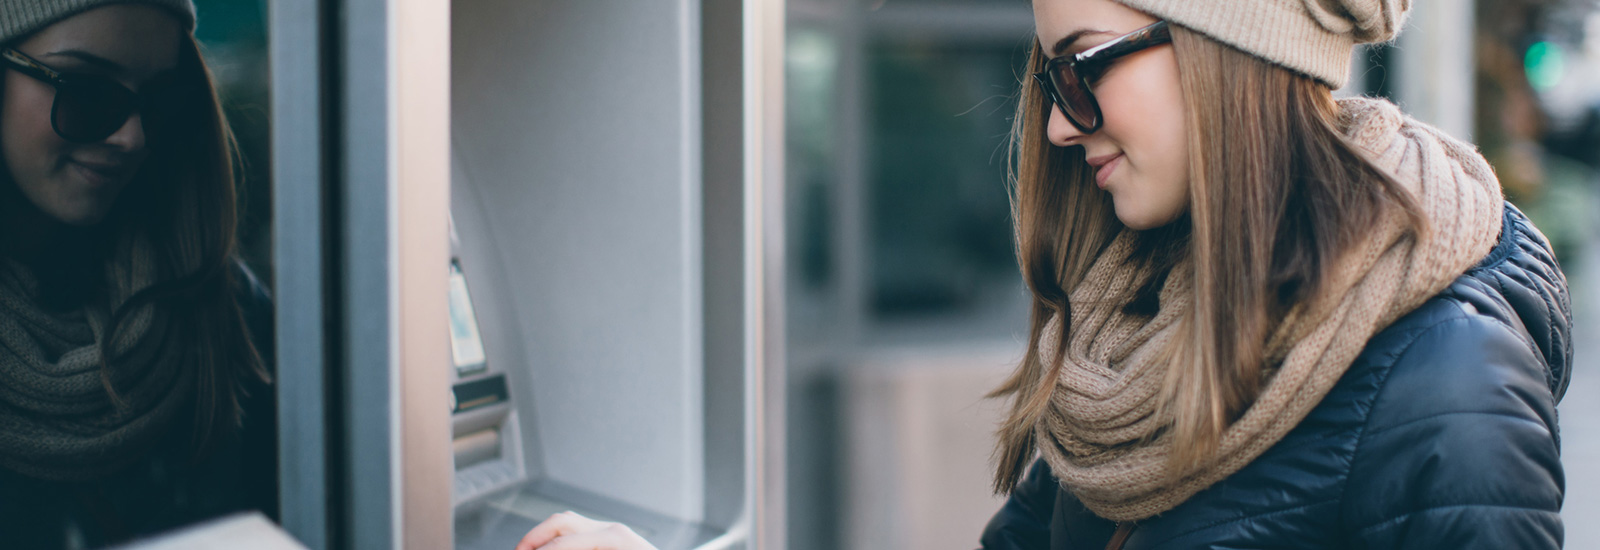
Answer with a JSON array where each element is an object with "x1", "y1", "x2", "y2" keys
[
  {"x1": 0, "y1": 0, "x2": 196, "y2": 46},
  {"x1": 1113, "y1": 0, "x2": 1411, "y2": 89}
]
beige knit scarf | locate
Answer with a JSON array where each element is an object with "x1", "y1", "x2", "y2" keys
[
  {"x1": 0, "y1": 237, "x2": 188, "y2": 481},
  {"x1": 1035, "y1": 97, "x2": 1506, "y2": 522}
]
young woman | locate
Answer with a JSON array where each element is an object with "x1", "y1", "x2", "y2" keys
[
  {"x1": 980, "y1": 0, "x2": 1569, "y2": 548},
  {"x1": 0, "y1": 1, "x2": 274, "y2": 547}
]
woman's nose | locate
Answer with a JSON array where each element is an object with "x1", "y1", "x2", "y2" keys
[
  {"x1": 1046, "y1": 103, "x2": 1084, "y2": 147},
  {"x1": 103, "y1": 113, "x2": 146, "y2": 153}
]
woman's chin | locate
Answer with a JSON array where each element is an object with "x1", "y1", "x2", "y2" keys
[
  {"x1": 1112, "y1": 203, "x2": 1161, "y2": 231},
  {"x1": 41, "y1": 202, "x2": 114, "y2": 228},
  {"x1": 1113, "y1": 202, "x2": 1184, "y2": 231}
]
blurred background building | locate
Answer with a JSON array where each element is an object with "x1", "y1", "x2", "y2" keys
[{"x1": 780, "y1": 1, "x2": 1600, "y2": 549}]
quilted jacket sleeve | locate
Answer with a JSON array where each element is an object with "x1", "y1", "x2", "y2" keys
[
  {"x1": 979, "y1": 458, "x2": 1056, "y2": 550},
  {"x1": 1340, "y1": 312, "x2": 1564, "y2": 549}
]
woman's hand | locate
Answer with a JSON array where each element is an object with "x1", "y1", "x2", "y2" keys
[{"x1": 514, "y1": 511, "x2": 658, "y2": 550}]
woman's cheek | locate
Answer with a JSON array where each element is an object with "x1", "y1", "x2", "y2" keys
[
  {"x1": 1124, "y1": 98, "x2": 1189, "y2": 223},
  {"x1": 2, "y1": 79, "x2": 60, "y2": 183}
]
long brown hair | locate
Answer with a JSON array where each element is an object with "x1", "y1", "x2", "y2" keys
[
  {"x1": 988, "y1": 26, "x2": 1424, "y2": 493},
  {"x1": 101, "y1": 34, "x2": 268, "y2": 458}
]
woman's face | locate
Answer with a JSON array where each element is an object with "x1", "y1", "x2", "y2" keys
[
  {"x1": 1033, "y1": 0, "x2": 1190, "y2": 230},
  {"x1": 2, "y1": 5, "x2": 180, "y2": 227}
]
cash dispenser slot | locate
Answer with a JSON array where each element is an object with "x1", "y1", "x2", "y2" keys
[
  {"x1": 454, "y1": 427, "x2": 501, "y2": 470},
  {"x1": 451, "y1": 373, "x2": 526, "y2": 507},
  {"x1": 452, "y1": 373, "x2": 509, "y2": 414},
  {"x1": 451, "y1": 373, "x2": 511, "y2": 455}
]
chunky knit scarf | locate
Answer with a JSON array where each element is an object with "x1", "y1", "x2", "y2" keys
[
  {"x1": 0, "y1": 238, "x2": 188, "y2": 481},
  {"x1": 1035, "y1": 97, "x2": 1506, "y2": 521}
]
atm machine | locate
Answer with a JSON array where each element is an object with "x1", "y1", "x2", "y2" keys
[
  {"x1": 269, "y1": 0, "x2": 785, "y2": 549},
  {"x1": 442, "y1": 1, "x2": 786, "y2": 549}
]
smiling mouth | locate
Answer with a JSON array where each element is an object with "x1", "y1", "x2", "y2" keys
[
  {"x1": 69, "y1": 160, "x2": 133, "y2": 188},
  {"x1": 1088, "y1": 154, "x2": 1124, "y2": 188}
]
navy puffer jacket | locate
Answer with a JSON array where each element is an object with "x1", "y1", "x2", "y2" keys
[{"x1": 981, "y1": 202, "x2": 1571, "y2": 549}]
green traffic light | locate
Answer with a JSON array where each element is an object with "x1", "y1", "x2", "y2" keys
[{"x1": 1526, "y1": 41, "x2": 1567, "y2": 91}]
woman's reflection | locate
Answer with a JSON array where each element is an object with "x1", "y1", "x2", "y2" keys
[{"x1": 0, "y1": 1, "x2": 274, "y2": 548}]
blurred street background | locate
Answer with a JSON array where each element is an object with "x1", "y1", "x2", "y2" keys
[{"x1": 780, "y1": 1, "x2": 1600, "y2": 549}]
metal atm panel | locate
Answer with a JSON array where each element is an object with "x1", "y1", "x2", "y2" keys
[
  {"x1": 267, "y1": 0, "x2": 785, "y2": 547},
  {"x1": 445, "y1": 1, "x2": 781, "y2": 548}
]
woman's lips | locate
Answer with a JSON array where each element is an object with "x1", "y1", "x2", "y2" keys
[
  {"x1": 1092, "y1": 154, "x2": 1124, "y2": 189},
  {"x1": 69, "y1": 160, "x2": 130, "y2": 189}
]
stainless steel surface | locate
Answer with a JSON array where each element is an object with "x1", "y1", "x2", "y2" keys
[
  {"x1": 701, "y1": 0, "x2": 749, "y2": 537},
  {"x1": 450, "y1": 0, "x2": 708, "y2": 519},
  {"x1": 339, "y1": 0, "x2": 398, "y2": 546},
  {"x1": 447, "y1": 1, "x2": 787, "y2": 548},
  {"x1": 273, "y1": 1, "x2": 786, "y2": 547},
  {"x1": 749, "y1": 1, "x2": 789, "y2": 548},
  {"x1": 276, "y1": 0, "x2": 454, "y2": 547},
  {"x1": 269, "y1": 1, "x2": 330, "y2": 547}
]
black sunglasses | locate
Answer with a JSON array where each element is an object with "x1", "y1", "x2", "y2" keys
[
  {"x1": 0, "y1": 48, "x2": 185, "y2": 143},
  {"x1": 1033, "y1": 20, "x2": 1172, "y2": 135}
]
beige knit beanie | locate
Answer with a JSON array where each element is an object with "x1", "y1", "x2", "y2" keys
[
  {"x1": 1113, "y1": 0, "x2": 1410, "y2": 89},
  {"x1": 0, "y1": 0, "x2": 196, "y2": 45}
]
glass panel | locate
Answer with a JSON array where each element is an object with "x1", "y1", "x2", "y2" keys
[
  {"x1": 867, "y1": 41, "x2": 1028, "y2": 330},
  {"x1": 784, "y1": 5, "x2": 1034, "y2": 550},
  {"x1": 786, "y1": 28, "x2": 841, "y2": 346}
]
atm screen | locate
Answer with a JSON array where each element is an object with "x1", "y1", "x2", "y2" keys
[{"x1": 449, "y1": 261, "x2": 488, "y2": 375}]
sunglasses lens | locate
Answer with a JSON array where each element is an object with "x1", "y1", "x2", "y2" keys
[
  {"x1": 1051, "y1": 66, "x2": 1099, "y2": 131},
  {"x1": 53, "y1": 78, "x2": 135, "y2": 142}
]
